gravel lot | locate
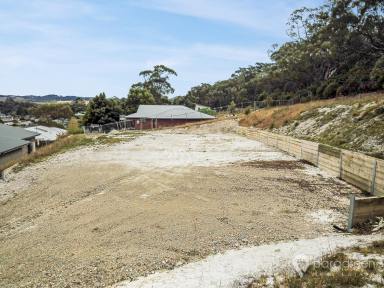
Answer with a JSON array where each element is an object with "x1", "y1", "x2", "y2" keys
[{"x1": 0, "y1": 121, "x2": 361, "y2": 287}]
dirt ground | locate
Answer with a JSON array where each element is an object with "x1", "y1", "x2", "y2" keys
[{"x1": 0, "y1": 121, "x2": 361, "y2": 287}]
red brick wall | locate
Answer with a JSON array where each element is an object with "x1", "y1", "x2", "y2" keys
[{"x1": 131, "y1": 118, "x2": 204, "y2": 130}]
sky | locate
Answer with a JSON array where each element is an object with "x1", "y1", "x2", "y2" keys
[{"x1": 0, "y1": 0, "x2": 323, "y2": 98}]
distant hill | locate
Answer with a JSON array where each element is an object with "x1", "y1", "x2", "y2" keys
[{"x1": 0, "y1": 94, "x2": 91, "y2": 103}]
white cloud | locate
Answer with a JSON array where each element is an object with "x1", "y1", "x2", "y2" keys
[
  {"x1": 0, "y1": 38, "x2": 268, "y2": 97},
  {"x1": 0, "y1": 0, "x2": 320, "y2": 97},
  {"x1": 130, "y1": 0, "x2": 319, "y2": 35}
]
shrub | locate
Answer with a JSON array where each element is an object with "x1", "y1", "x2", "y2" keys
[
  {"x1": 370, "y1": 56, "x2": 384, "y2": 89},
  {"x1": 323, "y1": 82, "x2": 339, "y2": 98},
  {"x1": 67, "y1": 117, "x2": 83, "y2": 134},
  {"x1": 198, "y1": 107, "x2": 217, "y2": 116},
  {"x1": 37, "y1": 118, "x2": 65, "y2": 129},
  {"x1": 228, "y1": 101, "x2": 236, "y2": 115},
  {"x1": 265, "y1": 96, "x2": 273, "y2": 107},
  {"x1": 244, "y1": 107, "x2": 252, "y2": 115},
  {"x1": 316, "y1": 83, "x2": 327, "y2": 97}
]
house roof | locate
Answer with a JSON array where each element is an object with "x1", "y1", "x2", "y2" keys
[
  {"x1": 0, "y1": 123, "x2": 40, "y2": 140},
  {"x1": 25, "y1": 126, "x2": 67, "y2": 142},
  {"x1": 0, "y1": 135, "x2": 29, "y2": 155},
  {"x1": 126, "y1": 105, "x2": 215, "y2": 120}
]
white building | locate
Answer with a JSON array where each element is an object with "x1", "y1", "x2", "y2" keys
[{"x1": 25, "y1": 126, "x2": 67, "y2": 144}]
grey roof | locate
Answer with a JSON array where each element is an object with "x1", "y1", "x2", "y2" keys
[
  {"x1": 0, "y1": 124, "x2": 40, "y2": 154},
  {"x1": 0, "y1": 123, "x2": 40, "y2": 140},
  {"x1": 0, "y1": 135, "x2": 29, "y2": 154},
  {"x1": 126, "y1": 105, "x2": 215, "y2": 120},
  {"x1": 25, "y1": 126, "x2": 67, "y2": 142}
]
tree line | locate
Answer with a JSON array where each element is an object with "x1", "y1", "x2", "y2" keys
[
  {"x1": 83, "y1": 65, "x2": 178, "y2": 125},
  {"x1": 175, "y1": 0, "x2": 384, "y2": 109}
]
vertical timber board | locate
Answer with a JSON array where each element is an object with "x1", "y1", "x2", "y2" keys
[
  {"x1": 342, "y1": 151, "x2": 376, "y2": 193},
  {"x1": 244, "y1": 128, "x2": 384, "y2": 197},
  {"x1": 339, "y1": 151, "x2": 343, "y2": 179},
  {"x1": 287, "y1": 137, "x2": 291, "y2": 155},
  {"x1": 317, "y1": 149, "x2": 320, "y2": 166},
  {"x1": 301, "y1": 140, "x2": 319, "y2": 165},
  {"x1": 347, "y1": 195, "x2": 356, "y2": 232},
  {"x1": 351, "y1": 196, "x2": 384, "y2": 226},
  {"x1": 371, "y1": 160, "x2": 377, "y2": 195},
  {"x1": 375, "y1": 161, "x2": 384, "y2": 196}
]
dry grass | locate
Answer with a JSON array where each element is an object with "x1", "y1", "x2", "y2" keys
[
  {"x1": 239, "y1": 92, "x2": 384, "y2": 129},
  {"x1": 352, "y1": 240, "x2": 384, "y2": 255},
  {"x1": 248, "y1": 241, "x2": 384, "y2": 288},
  {"x1": 13, "y1": 135, "x2": 94, "y2": 171},
  {"x1": 13, "y1": 133, "x2": 135, "y2": 172},
  {"x1": 163, "y1": 116, "x2": 228, "y2": 130}
]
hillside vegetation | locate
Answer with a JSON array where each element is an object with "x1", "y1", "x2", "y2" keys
[
  {"x1": 240, "y1": 93, "x2": 384, "y2": 159},
  {"x1": 175, "y1": 0, "x2": 383, "y2": 110}
]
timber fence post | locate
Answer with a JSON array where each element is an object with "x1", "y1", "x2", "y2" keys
[
  {"x1": 371, "y1": 160, "x2": 377, "y2": 195},
  {"x1": 347, "y1": 195, "x2": 356, "y2": 232},
  {"x1": 287, "y1": 138, "x2": 290, "y2": 155},
  {"x1": 339, "y1": 151, "x2": 343, "y2": 179},
  {"x1": 316, "y1": 147, "x2": 320, "y2": 167},
  {"x1": 300, "y1": 143, "x2": 303, "y2": 160}
]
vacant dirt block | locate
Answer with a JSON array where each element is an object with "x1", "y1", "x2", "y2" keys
[{"x1": 0, "y1": 124, "x2": 361, "y2": 287}]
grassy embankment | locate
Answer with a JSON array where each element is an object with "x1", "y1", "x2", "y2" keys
[
  {"x1": 249, "y1": 240, "x2": 384, "y2": 288},
  {"x1": 240, "y1": 93, "x2": 384, "y2": 158},
  {"x1": 13, "y1": 131, "x2": 142, "y2": 172}
]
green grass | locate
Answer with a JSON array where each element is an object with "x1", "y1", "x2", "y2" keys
[
  {"x1": 96, "y1": 135, "x2": 125, "y2": 145},
  {"x1": 114, "y1": 130, "x2": 145, "y2": 136}
]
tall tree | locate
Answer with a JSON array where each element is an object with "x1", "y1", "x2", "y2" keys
[
  {"x1": 180, "y1": 0, "x2": 383, "y2": 107},
  {"x1": 123, "y1": 87, "x2": 155, "y2": 114},
  {"x1": 134, "y1": 65, "x2": 177, "y2": 103},
  {"x1": 83, "y1": 92, "x2": 121, "y2": 125}
]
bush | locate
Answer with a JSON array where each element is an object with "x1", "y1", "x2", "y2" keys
[
  {"x1": 37, "y1": 118, "x2": 65, "y2": 129},
  {"x1": 371, "y1": 56, "x2": 384, "y2": 89},
  {"x1": 228, "y1": 101, "x2": 236, "y2": 115},
  {"x1": 244, "y1": 107, "x2": 252, "y2": 115},
  {"x1": 265, "y1": 96, "x2": 273, "y2": 107},
  {"x1": 67, "y1": 117, "x2": 83, "y2": 134},
  {"x1": 336, "y1": 86, "x2": 346, "y2": 96},
  {"x1": 323, "y1": 82, "x2": 339, "y2": 98},
  {"x1": 316, "y1": 83, "x2": 327, "y2": 97},
  {"x1": 198, "y1": 107, "x2": 217, "y2": 116}
]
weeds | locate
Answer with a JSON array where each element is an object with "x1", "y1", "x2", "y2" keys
[
  {"x1": 239, "y1": 92, "x2": 384, "y2": 129},
  {"x1": 353, "y1": 240, "x2": 384, "y2": 255},
  {"x1": 239, "y1": 92, "x2": 384, "y2": 159},
  {"x1": 96, "y1": 135, "x2": 125, "y2": 145},
  {"x1": 13, "y1": 133, "x2": 139, "y2": 172},
  {"x1": 14, "y1": 135, "x2": 93, "y2": 171},
  {"x1": 248, "y1": 241, "x2": 384, "y2": 288}
]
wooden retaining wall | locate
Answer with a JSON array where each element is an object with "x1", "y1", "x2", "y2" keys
[
  {"x1": 242, "y1": 128, "x2": 384, "y2": 197},
  {"x1": 348, "y1": 196, "x2": 384, "y2": 230}
]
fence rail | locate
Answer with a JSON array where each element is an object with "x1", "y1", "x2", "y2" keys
[
  {"x1": 84, "y1": 120, "x2": 135, "y2": 134},
  {"x1": 240, "y1": 128, "x2": 384, "y2": 196}
]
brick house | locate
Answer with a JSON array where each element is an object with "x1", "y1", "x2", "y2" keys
[{"x1": 124, "y1": 105, "x2": 215, "y2": 130}]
